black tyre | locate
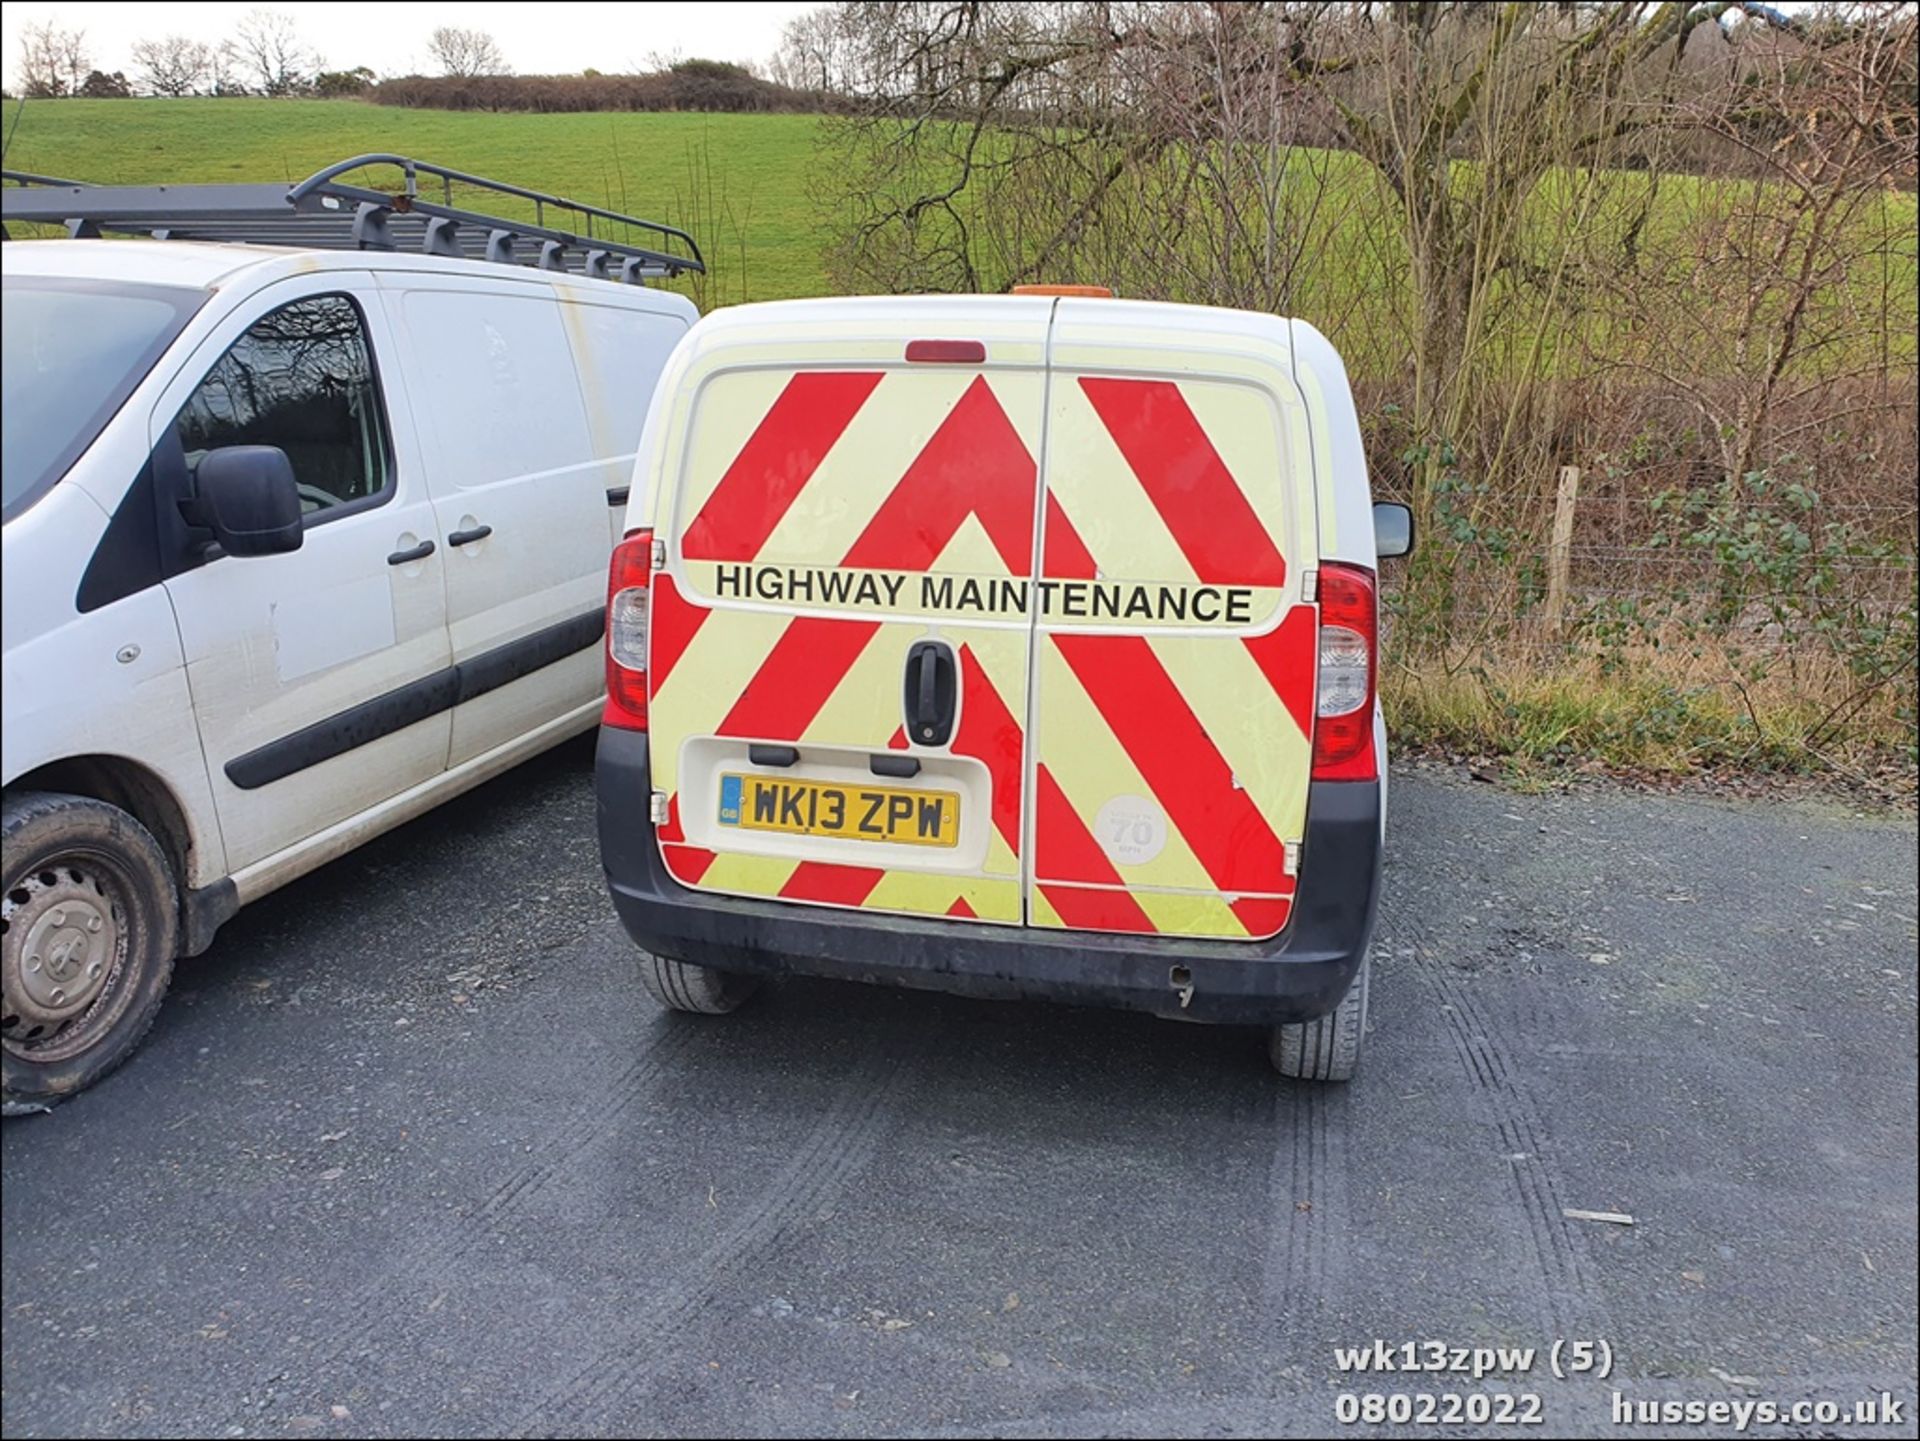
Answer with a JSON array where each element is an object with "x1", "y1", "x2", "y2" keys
[
  {"x1": 1269, "y1": 949, "x2": 1370, "y2": 1082},
  {"x1": 2, "y1": 792, "x2": 178, "y2": 1110},
  {"x1": 635, "y1": 950, "x2": 758, "y2": 1015}
]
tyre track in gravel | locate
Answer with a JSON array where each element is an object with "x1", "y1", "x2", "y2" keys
[
  {"x1": 228, "y1": 1019, "x2": 720, "y2": 1418},
  {"x1": 1261, "y1": 1079, "x2": 1353, "y2": 1344},
  {"x1": 465, "y1": 1023, "x2": 716, "y2": 1225},
  {"x1": 511, "y1": 1042, "x2": 928, "y2": 1437},
  {"x1": 1415, "y1": 951, "x2": 1614, "y2": 1342}
]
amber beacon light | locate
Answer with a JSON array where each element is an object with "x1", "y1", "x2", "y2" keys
[{"x1": 1010, "y1": 283, "x2": 1116, "y2": 298}]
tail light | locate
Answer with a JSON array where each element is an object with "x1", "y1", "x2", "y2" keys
[
  {"x1": 1312, "y1": 562, "x2": 1378, "y2": 782},
  {"x1": 604, "y1": 528, "x2": 654, "y2": 731}
]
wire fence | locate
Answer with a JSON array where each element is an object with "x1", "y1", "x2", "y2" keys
[{"x1": 1365, "y1": 430, "x2": 1918, "y2": 699}]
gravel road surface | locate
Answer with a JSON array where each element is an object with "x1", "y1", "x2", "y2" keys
[{"x1": 4, "y1": 739, "x2": 1915, "y2": 1437}]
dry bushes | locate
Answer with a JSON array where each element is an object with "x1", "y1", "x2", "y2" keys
[{"x1": 805, "y1": 1, "x2": 1917, "y2": 783}]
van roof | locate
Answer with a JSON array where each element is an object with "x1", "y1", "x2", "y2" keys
[
  {"x1": 676, "y1": 293, "x2": 1302, "y2": 352},
  {"x1": 0, "y1": 238, "x2": 699, "y2": 307},
  {"x1": 0, "y1": 237, "x2": 277, "y2": 290}
]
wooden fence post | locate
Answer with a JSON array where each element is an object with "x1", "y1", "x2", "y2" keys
[{"x1": 1545, "y1": 464, "x2": 1581, "y2": 638}]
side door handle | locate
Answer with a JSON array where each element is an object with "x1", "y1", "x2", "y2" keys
[
  {"x1": 903, "y1": 640, "x2": 958, "y2": 746},
  {"x1": 387, "y1": 539, "x2": 436, "y2": 565},
  {"x1": 447, "y1": 524, "x2": 493, "y2": 547}
]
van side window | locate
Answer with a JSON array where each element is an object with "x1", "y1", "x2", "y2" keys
[{"x1": 173, "y1": 294, "x2": 392, "y2": 520}]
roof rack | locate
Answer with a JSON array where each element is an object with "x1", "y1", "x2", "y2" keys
[{"x1": 1, "y1": 153, "x2": 704, "y2": 282}]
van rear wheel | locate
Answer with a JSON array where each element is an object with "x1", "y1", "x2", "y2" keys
[
  {"x1": 1270, "y1": 950, "x2": 1370, "y2": 1082},
  {"x1": 635, "y1": 950, "x2": 759, "y2": 1015},
  {"x1": 2, "y1": 792, "x2": 178, "y2": 1111}
]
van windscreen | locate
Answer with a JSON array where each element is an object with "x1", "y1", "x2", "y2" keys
[{"x1": 2, "y1": 276, "x2": 205, "y2": 523}]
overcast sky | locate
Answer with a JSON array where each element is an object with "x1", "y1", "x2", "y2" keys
[{"x1": 1, "y1": 2, "x2": 820, "y2": 88}]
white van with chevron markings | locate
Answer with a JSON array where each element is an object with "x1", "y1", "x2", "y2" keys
[{"x1": 596, "y1": 288, "x2": 1412, "y2": 1080}]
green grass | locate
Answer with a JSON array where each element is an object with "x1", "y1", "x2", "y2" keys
[
  {"x1": 2, "y1": 99, "x2": 832, "y2": 304},
  {"x1": 7, "y1": 98, "x2": 1913, "y2": 352}
]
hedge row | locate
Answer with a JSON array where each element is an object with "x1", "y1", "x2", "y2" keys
[{"x1": 369, "y1": 64, "x2": 840, "y2": 115}]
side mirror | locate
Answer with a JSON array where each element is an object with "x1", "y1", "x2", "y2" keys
[
  {"x1": 191, "y1": 446, "x2": 304, "y2": 556},
  {"x1": 1374, "y1": 501, "x2": 1414, "y2": 559}
]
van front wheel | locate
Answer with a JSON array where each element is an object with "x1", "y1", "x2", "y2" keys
[
  {"x1": 635, "y1": 950, "x2": 759, "y2": 1015},
  {"x1": 1269, "y1": 950, "x2": 1370, "y2": 1082},
  {"x1": 2, "y1": 792, "x2": 179, "y2": 1111}
]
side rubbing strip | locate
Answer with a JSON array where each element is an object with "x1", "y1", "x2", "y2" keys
[
  {"x1": 224, "y1": 608, "x2": 605, "y2": 790},
  {"x1": 454, "y1": 608, "x2": 604, "y2": 704},
  {"x1": 224, "y1": 671, "x2": 460, "y2": 791}
]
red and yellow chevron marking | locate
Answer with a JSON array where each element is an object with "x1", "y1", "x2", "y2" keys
[
  {"x1": 649, "y1": 365, "x2": 1042, "y2": 925},
  {"x1": 1033, "y1": 374, "x2": 1314, "y2": 940},
  {"x1": 649, "y1": 359, "x2": 1316, "y2": 941}
]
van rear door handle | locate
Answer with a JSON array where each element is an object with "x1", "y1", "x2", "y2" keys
[
  {"x1": 387, "y1": 539, "x2": 435, "y2": 565},
  {"x1": 903, "y1": 640, "x2": 958, "y2": 746},
  {"x1": 447, "y1": 525, "x2": 493, "y2": 547}
]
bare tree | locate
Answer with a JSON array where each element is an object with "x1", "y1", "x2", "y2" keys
[
  {"x1": 771, "y1": 5, "x2": 863, "y2": 93},
  {"x1": 1591, "y1": 3, "x2": 1920, "y2": 484},
  {"x1": 52, "y1": 22, "x2": 89, "y2": 96},
  {"x1": 817, "y1": 4, "x2": 1815, "y2": 559},
  {"x1": 426, "y1": 26, "x2": 508, "y2": 78},
  {"x1": 233, "y1": 8, "x2": 318, "y2": 96},
  {"x1": 131, "y1": 35, "x2": 216, "y2": 98},
  {"x1": 16, "y1": 22, "x2": 67, "y2": 97},
  {"x1": 207, "y1": 41, "x2": 247, "y2": 97},
  {"x1": 794, "y1": 0, "x2": 1917, "y2": 767},
  {"x1": 17, "y1": 21, "x2": 90, "y2": 98}
]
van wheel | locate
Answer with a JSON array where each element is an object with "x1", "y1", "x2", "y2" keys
[
  {"x1": 1270, "y1": 949, "x2": 1370, "y2": 1082},
  {"x1": 635, "y1": 950, "x2": 758, "y2": 1015},
  {"x1": 2, "y1": 793, "x2": 179, "y2": 1111}
]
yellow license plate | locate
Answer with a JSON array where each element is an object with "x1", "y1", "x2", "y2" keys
[{"x1": 717, "y1": 773, "x2": 960, "y2": 847}]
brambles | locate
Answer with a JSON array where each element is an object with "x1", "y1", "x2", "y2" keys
[{"x1": 798, "y1": 0, "x2": 1916, "y2": 787}]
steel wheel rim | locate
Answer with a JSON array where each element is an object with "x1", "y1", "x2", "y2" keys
[{"x1": 2, "y1": 852, "x2": 137, "y2": 1065}]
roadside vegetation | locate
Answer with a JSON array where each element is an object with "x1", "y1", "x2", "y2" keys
[{"x1": 795, "y1": 0, "x2": 1918, "y2": 795}]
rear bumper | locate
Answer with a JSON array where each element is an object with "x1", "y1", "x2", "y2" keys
[{"x1": 596, "y1": 728, "x2": 1380, "y2": 1027}]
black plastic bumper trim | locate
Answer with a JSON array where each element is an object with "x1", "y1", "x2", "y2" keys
[
  {"x1": 180, "y1": 877, "x2": 240, "y2": 957},
  {"x1": 595, "y1": 726, "x2": 1382, "y2": 1027}
]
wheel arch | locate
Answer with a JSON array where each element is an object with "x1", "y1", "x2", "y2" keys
[{"x1": 3, "y1": 755, "x2": 234, "y2": 955}]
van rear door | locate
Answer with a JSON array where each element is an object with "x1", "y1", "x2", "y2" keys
[
  {"x1": 1030, "y1": 300, "x2": 1320, "y2": 939},
  {"x1": 646, "y1": 299, "x2": 1052, "y2": 924}
]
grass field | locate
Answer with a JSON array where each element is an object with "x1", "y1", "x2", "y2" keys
[
  {"x1": 6, "y1": 98, "x2": 1914, "y2": 340},
  {"x1": 2, "y1": 99, "x2": 830, "y2": 303}
]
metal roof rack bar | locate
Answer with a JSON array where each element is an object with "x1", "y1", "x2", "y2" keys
[
  {"x1": 3, "y1": 168, "x2": 87, "y2": 188},
  {"x1": 2, "y1": 153, "x2": 704, "y2": 282}
]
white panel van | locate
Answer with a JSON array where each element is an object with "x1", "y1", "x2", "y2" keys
[
  {"x1": 1, "y1": 160, "x2": 700, "y2": 1106},
  {"x1": 594, "y1": 287, "x2": 1413, "y2": 1082}
]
